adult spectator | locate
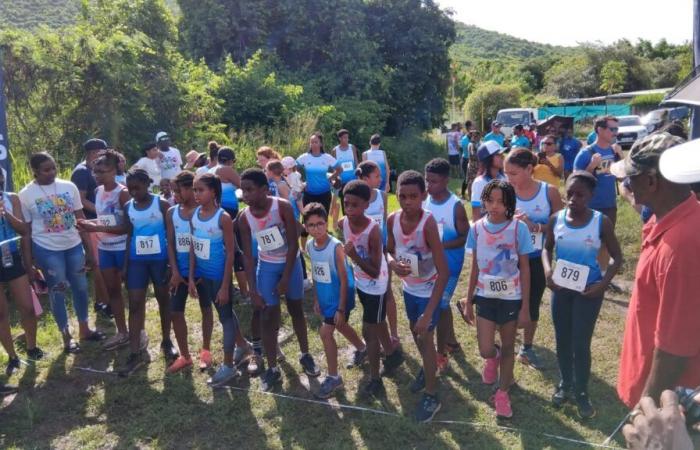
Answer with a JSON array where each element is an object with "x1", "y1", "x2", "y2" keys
[
  {"x1": 20, "y1": 152, "x2": 104, "y2": 353},
  {"x1": 510, "y1": 124, "x2": 531, "y2": 149},
  {"x1": 533, "y1": 134, "x2": 564, "y2": 186},
  {"x1": 573, "y1": 116, "x2": 623, "y2": 276},
  {"x1": 483, "y1": 121, "x2": 505, "y2": 147},
  {"x1": 71, "y1": 138, "x2": 110, "y2": 318},
  {"x1": 446, "y1": 123, "x2": 461, "y2": 176},
  {"x1": 616, "y1": 132, "x2": 700, "y2": 409},
  {"x1": 559, "y1": 127, "x2": 582, "y2": 179},
  {"x1": 461, "y1": 130, "x2": 481, "y2": 200},
  {"x1": 132, "y1": 142, "x2": 161, "y2": 191},
  {"x1": 196, "y1": 141, "x2": 220, "y2": 176},
  {"x1": 523, "y1": 123, "x2": 536, "y2": 145},
  {"x1": 296, "y1": 132, "x2": 341, "y2": 214},
  {"x1": 155, "y1": 131, "x2": 182, "y2": 181}
]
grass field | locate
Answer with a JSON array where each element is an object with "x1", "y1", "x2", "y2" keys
[{"x1": 0, "y1": 179, "x2": 642, "y2": 449}]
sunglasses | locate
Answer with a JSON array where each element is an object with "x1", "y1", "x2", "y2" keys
[{"x1": 603, "y1": 126, "x2": 619, "y2": 133}]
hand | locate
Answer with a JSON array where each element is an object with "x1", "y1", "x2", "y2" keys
[
  {"x1": 517, "y1": 308, "x2": 531, "y2": 328},
  {"x1": 582, "y1": 282, "x2": 606, "y2": 298},
  {"x1": 623, "y1": 391, "x2": 694, "y2": 450},
  {"x1": 334, "y1": 310, "x2": 346, "y2": 328},
  {"x1": 251, "y1": 292, "x2": 265, "y2": 311},
  {"x1": 84, "y1": 252, "x2": 95, "y2": 272},
  {"x1": 276, "y1": 276, "x2": 288, "y2": 296},
  {"x1": 169, "y1": 272, "x2": 186, "y2": 293},
  {"x1": 514, "y1": 213, "x2": 536, "y2": 232},
  {"x1": 545, "y1": 269, "x2": 560, "y2": 291},
  {"x1": 413, "y1": 314, "x2": 431, "y2": 336},
  {"x1": 188, "y1": 279, "x2": 199, "y2": 298},
  {"x1": 591, "y1": 153, "x2": 602, "y2": 168},
  {"x1": 344, "y1": 241, "x2": 358, "y2": 260},
  {"x1": 458, "y1": 298, "x2": 475, "y2": 325},
  {"x1": 390, "y1": 260, "x2": 412, "y2": 277},
  {"x1": 76, "y1": 219, "x2": 99, "y2": 233},
  {"x1": 313, "y1": 301, "x2": 320, "y2": 316},
  {"x1": 28, "y1": 265, "x2": 39, "y2": 284},
  {"x1": 216, "y1": 286, "x2": 229, "y2": 306}
]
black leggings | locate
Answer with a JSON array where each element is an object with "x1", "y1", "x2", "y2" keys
[
  {"x1": 529, "y1": 257, "x2": 547, "y2": 322},
  {"x1": 302, "y1": 190, "x2": 332, "y2": 214},
  {"x1": 551, "y1": 288, "x2": 603, "y2": 393}
]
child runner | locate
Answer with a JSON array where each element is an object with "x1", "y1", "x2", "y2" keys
[
  {"x1": 119, "y1": 168, "x2": 178, "y2": 376},
  {"x1": 0, "y1": 169, "x2": 43, "y2": 375},
  {"x1": 362, "y1": 134, "x2": 390, "y2": 193},
  {"x1": 211, "y1": 147, "x2": 249, "y2": 303},
  {"x1": 165, "y1": 171, "x2": 213, "y2": 373},
  {"x1": 334, "y1": 129, "x2": 359, "y2": 216},
  {"x1": 423, "y1": 158, "x2": 469, "y2": 374},
  {"x1": 459, "y1": 179, "x2": 533, "y2": 419},
  {"x1": 266, "y1": 160, "x2": 292, "y2": 204},
  {"x1": 238, "y1": 168, "x2": 320, "y2": 391},
  {"x1": 303, "y1": 202, "x2": 362, "y2": 398},
  {"x1": 77, "y1": 150, "x2": 131, "y2": 351},
  {"x1": 159, "y1": 178, "x2": 176, "y2": 206},
  {"x1": 387, "y1": 170, "x2": 449, "y2": 423},
  {"x1": 470, "y1": 141, "x2": 506, "y2": 220},
  {"x1": 542, "y1": 171, "x2": 622, "y2": 419},
  {"x1": 187, "y1": 173, "x2": 242, "y2": 386},
  {"x1": 339, "y1": 180, "x2": 405, "y2": 396},
  {"x1": 504, "y1": 148, "x2": 564, "y2": 369},
  {"x1": 356, "y1": 161, "x2": 400, "y2": 349}
]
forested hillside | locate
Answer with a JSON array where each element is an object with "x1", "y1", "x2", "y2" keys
[{"x1": 0, "y1": 0, "x2": 81, "y2": 29}]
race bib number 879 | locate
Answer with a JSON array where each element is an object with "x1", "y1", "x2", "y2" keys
[{"x1": 552, "y1": 259, "x2": 590, "y2": 292}]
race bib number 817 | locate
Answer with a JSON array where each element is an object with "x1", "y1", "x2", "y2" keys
[{"x1": 135, "y1": 235, "x2": 161, "y2": 255}]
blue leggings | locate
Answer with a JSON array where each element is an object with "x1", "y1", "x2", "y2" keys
[
  {"x1": 195, "y1": 278, "x2": 239, "y2": 354},
  {"x1": 32, "y1": 243, "x2": 89, "y2": 331},
  {"x1": 551, "y1": 288, "x2": 603, "y2": 394}
]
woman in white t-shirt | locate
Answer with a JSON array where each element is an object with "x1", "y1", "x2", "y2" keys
[
  {"x1": 19, "y1": 152, "x2": 104, "y2": 353},
  {"x1": 132, "y1": 143, "x2": 161, "y2": 192},
  {"x1": 470, "y1": 141, "x2": 507, "y2": 220}
]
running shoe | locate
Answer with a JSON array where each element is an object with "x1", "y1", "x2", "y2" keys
[
  {"x1": 5, "y1": 357, "x2": 20, "y2": 376},
  {"x1": 0, "y1": 384, "x2": 18, "y2": 396},
  {"x1": 346, "y1": 348, "x2": 367, "y2": 369},
  {"x1": 102, "y1": 332, "x2": 129, "y2": 351},
  {"x1": 316, "y1": 375, "x2": 343, "y2": 399},
  {"x1": 552, "y1": 385, "x2": 575, "y2": 408},
  {"x1": 381, "y1": 348, "x2": 405, "y2": 376},
  {"x1": 517, "y1": 346, "x2": 543, "y2": 370},
  {"x1": 415, "y1": 393, "x2": 441, "y2": 423},
  {"x1": 436, "y1": 353, "x2": 449, "y2": 376},
  {"x1": 161, "y1": 339, "x2": 179, "y2": 361},
  {"x1": 233, "y1": 344, "x2": 252, "y2": 368},
  {"x1": 26, "y1": 347, "x2": 45, "y2": 361},
  {"x1": 94, "y1": 302, "x2": 114, "y2": 320},
  {"x1": 362, "y1": 378, "x2": 385, "y2": 397},
  {"x1": 247, "y1": 353, "x2": 265, "y2": 376},
  {"x1": 492, "y1": 389, "x2": 513, "y2": 419},
  {"x1": 199, "y1": 349, "x2": 212, "y2": 370},
  {"x1": 208, "y1": 364, "x2": 239, "y2": 387},
  {"x1": 299, "y1": 353, "x2": 320, "y2": 377},
  {"x1": 410, "y1": 368, "x2": 425, "y2": 393},
  {"x1": 482, "y1": 345, "x2": 500, "y2": 384},
  {"x1": 119, "y1": 351, "x2": 146, "y2": 377},
  {"x1": 260, "y1": 367, "x2": 282, "y2": 392},
  {"x1": 576, "y1": 392, "x2": 596, "y2": 419},
  {"x1": 167, "y1": 355, "x2": 193, "y2": 374}
]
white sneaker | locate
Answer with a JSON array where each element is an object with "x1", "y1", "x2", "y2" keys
[{"x1": 103, "y1": 332, "x2": 129, "y2": 351}]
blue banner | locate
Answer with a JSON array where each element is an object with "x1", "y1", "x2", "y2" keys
[
  {"x1": 537, "y1": 105, "x2": 631, "y2": 122},
  {"x1": 0, "y1": 55, "x2": 12, "y2": 191}
]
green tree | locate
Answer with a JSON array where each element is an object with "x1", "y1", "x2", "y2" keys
[
  {"x1": 464, "y1": 84, "x2": 521, "y2": 131},
  {"x1": 599, "y1": 60, "x2": 628, "y2": 94}
]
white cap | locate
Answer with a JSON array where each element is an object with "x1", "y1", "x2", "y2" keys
[
  {"x1": 281, "y1": 156, "x2": 296, "y2": 169},
  {"x1": 659, "y1": 138, "x2": 700, "y2": 183},
  {"x1": 155, "y1": 131, "x2": 169, "y2": 142}
]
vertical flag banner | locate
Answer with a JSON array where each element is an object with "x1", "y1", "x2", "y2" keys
[{"x1": 0, "y1": 54, "x2": 12, "y2": 191}]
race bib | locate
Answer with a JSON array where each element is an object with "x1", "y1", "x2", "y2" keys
[
  {"x1": 530, "y1": 231, "x2": 543, "y2": 250},
  {"x1": 482, "y1": 274, "x2": 516, "y2": 298},
  {"x1": 367, "y1": 214, "x2": 383, "y2": 227},
  {"x1": 312, "y1": 262, "x2": 331, "y2": 284},
  {"x1": 341, "y1": 161, "x2": 354, "y2": 172},
  {"x1": 397, "y1": 251, "x2": 419, "y2": 277},
  {"x1": 193, "y1": 237, "x2": 211, "y2": 260},
  {"x1": 256, "y1": 226, "x2": 285, "y2": 252},
  {"x1": 97, "y1": 215, "x2": 116, "y2": 227},
  {"x1": 553, "y1": 259, "x2": 590, "y2": 292},
  {"x1": 175, "y1": 233, "x2": 191, "y2": 253},
  {"x1": 135, "y1": 235, "x2": 161, "y2": 255}
]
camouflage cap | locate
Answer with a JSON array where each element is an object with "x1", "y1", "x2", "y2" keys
[{"x1": 621, "y1": 132, "x2": 685, "y2": 177}]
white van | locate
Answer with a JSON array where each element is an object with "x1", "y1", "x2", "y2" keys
[{"x1": 495, "y1": 108, "x2": 538, "y2": 139}]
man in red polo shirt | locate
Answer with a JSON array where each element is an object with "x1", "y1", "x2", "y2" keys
[{"x1": 616, "y1": 132, "x2": 700, "y2": 409}]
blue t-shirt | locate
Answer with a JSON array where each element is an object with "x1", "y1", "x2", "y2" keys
[
  {"x1": 460, "y1": 134, "x2": 470, "y2": 158},
  {"x1": 559, "y1": 137, "x2": 582, "y2": 172},
  {"x1": 586, "y1": 131, "x2": 597, "y2": 145},
  {"x1": 466, "y1": 217, "x2": 534, "y2": 254},
  {"x1": 511, "y1": 135, "x2": 531, "y2": 148},
  {"x1": 573, "y1": 145, "x2": 617, "y2": 210},
  {"x1": 296, "y1": 152, "x2": 338, "y2": 195},
  {"x1": 483, "y1": 132, "x2": 505, "y2": 147}
]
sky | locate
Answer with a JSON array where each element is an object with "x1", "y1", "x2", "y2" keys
[{"x1": 437, "y1": 0, "x2": 694, "y2": 47}]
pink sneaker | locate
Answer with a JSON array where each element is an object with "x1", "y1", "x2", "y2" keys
[
  {"x1": 491, "y1": 389, "x2": 513, "y2": 419},
  {"x1": 482, "y1": 346, "x2": 500, "y2": 384}
]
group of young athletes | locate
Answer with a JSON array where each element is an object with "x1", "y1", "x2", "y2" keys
[{"x1": 0, "y1": 128, "x2": 623, "y2": 424}]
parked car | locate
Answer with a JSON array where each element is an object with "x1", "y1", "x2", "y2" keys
[
  {"x1": 495, "y1": 108, "x2": 538, "y2": 139},
  {"x1": 616, "y1": 115, "x2": 648, "y2": 149}
]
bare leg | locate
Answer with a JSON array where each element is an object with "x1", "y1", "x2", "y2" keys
[{"x1": 320, "y1": 323, "x2": 338, "y2": 376}]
